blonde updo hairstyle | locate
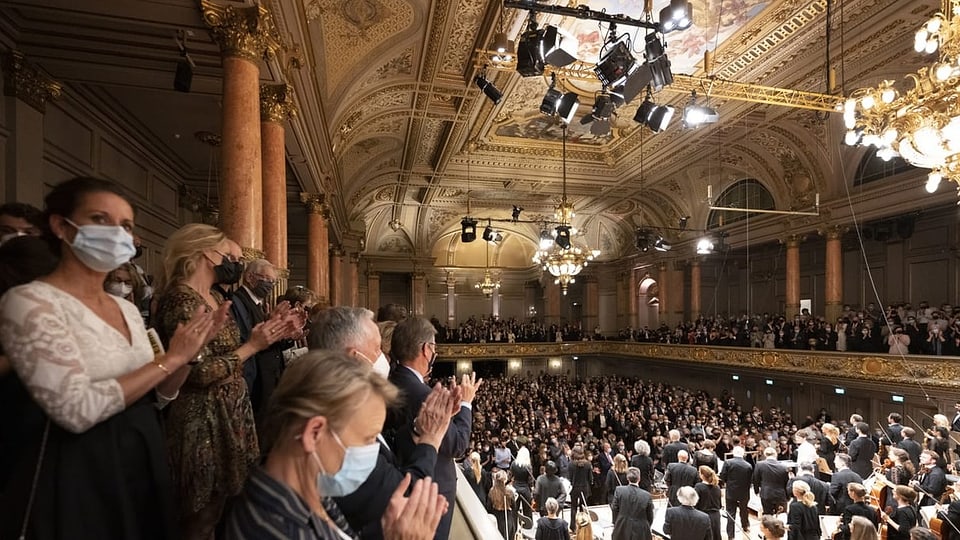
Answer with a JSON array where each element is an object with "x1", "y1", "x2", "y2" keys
[
  {"x1": 155, "y1": 223, "x2": 227, "y2": 296},
  {"x1": 261, "y1": 349, "x2": 399, "y2": 454}
]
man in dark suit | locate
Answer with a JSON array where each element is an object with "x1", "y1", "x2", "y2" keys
[
  {"x1": 229, "y1": 259, "x2": 286, "y2": 427},
  {"x1": 829, "y1": 454, "x2": 864, "y2": 516},
  {"x1": 310, "y1": 307, "x2": 452, "y2": 539},
  {"x1": 664, "y1": 486, "x2": 711, "y2": 540},
  {"x1": 611, "y1": 467, "x2": 654, "y2": 540},
  {"x1": 848, "y1": 422, "x2": 878, "y2": 480},
  {"x1": 912, "y1": 449, "x2": 948, "y2": 506},
  {"x1": 720, "y1": 446, "x2": 753, "y2": 538},
  {"x1": 661, "y1": 430, "x2": 687, "y2": 468},
  {"x1": 837, "y1": 482, "x2": 878, "y2": 540},
  {"x1": 388, "y1": 316, "x2": 482, "y2": 540},
  {"x1": 664, "y1": 450, "x2": 698, "y2": 507},
  {"x1": 844, "y1": 414, "x2": 864, "y2": 446},
  {"x1": 788, "y1": 461, "x2": 835, "y2": 515},
  {"x1": 884, "y1": 412, "x2": 904, "y2": 445},
  {"x1": 752, "y1": 447, "x2": 788, "y2": 515},
  {"x1": 898, "y1": 427, "x2": 923, "y2": 468}
]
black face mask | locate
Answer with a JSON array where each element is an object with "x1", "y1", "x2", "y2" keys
[
  {"x1": 427, "y1": 350, "x2": 437, "y2": 376},
  {"x1": 252, "y1": 279, "x2": 273, "y2": 299},
  {"x1": 214, "y1": 257, "x2": 244, "y2": 285},
  {"x1": 133, "y1": 246, "x2": 143, "y2": 259}
]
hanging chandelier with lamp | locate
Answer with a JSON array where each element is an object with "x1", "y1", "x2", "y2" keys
[
  {"x1": 532, "y1": 124, "x2": 600, "y2": 295},
  {"x1": 843, "y1": 0, "x2": 960, "y2": 196},
  {"x1": 475, "y1": 235, "x2": 501, "y2": 297}
]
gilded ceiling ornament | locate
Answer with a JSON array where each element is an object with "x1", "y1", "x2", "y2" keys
[
  {"x1": 1, "y1": 50, "x2": 62, "y2": 113},
  {"x1": 200, "y1": 0, "x2": 282, "y2": 63},
  {"x1": 260, "y1": 83, "x2": 298, "y2": 123}
]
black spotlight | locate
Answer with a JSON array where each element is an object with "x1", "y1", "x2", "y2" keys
[
  {"x1": 516, "y1": 27, "x2": 546, "y2": 77},
  {"x1": 557, "y1": 92, "x2": 580, "y2": 124},
  {"x1": 679, "y1": 216, "x2": 689, "y2": 230},
  {"x1": 512, "y1": 205, "x2": 523, "y2": 221},
  {"x1": 475, "y1": 74, "x2": 502, "y2": 104},
  {"x1": 590, "y1": 92, "x2": 616, "y2": 120},
  {"x1": 461, "y1": 218, "x2": 478, "y2": 243},
  {"x1": 644, "y1": 32, "x2": 666, "y2": 62},
  {"x1": 482, "y1": 224, "x2": 495, "y2": 242},
  {"x1": 646, "y1": 105, "x2": 675, "y2": 133},
  {"x1": 636, "y1": 230, "x2": 651, "y2": 252},
  {"x1": 648, "y1": 55, "x2": 674, "y2": 91},
  {"x1": 555, "y1": 225, "x2": 571, "y2": 249},
  {"x1": 634, "y1": 95, "x2": 656, "y2": 125},
  {"x1": 659, "y1": 0, "x2": 693, "y2": 33},
  {"x1": 595, "y1": 36, "x2": 636, "y2": 87}
]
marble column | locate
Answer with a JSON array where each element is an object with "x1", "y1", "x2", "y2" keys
[
  {"x1": 411, "y1": 272, "x2": 426, "y2": 317},
  {"x1": 658, "y1": 263, "x2": 669, "y2": 327},
  {"x1": 202, "y1": 1, "x2": 280, "y2": 253},
  {"x1": 584, "y1": 275, "x2": 600, "y2": 335},
  {"x1": 348, "y1": 253, "x2": 360, "y2": 306},
  {"x1": 690, "y1": 259, "x2": 702, "y2": 320},
  {"x1": 2, "y1": 51, "x2": 60, "y2": 206},
  {"x1": 544, "y1": 281, "x2": 561, "y2": 326},
  {"x1": 367, "y1": 271, "x2": 381, "y2": 312},
  {"x1": 300, "y1": 193, "x2": 329, "y2": 305},
  {"x1": 629, "y1": 268, "x2": 639, "y2": 329},
  {"x1": 446, "y1": 274, "x2": 456, "y2": 326},
  {"x1": 616, "y1": 272, "x2": 628, "y2": 329},
  {"x1": 822, "y1": 226, "x2": 845, "y2": 323},
  {"x1": 784, "y1": 234, "x2": 803, "y2": 318},
  {"x1": 492, "y1": 287, "x2": 501, "y2": 319},
  {"x1": 260, "y1": 83, "x2": 296, "y2": 271},
  {"x1": 330, "y1": 247, "x2": 345, "y2": 307}
]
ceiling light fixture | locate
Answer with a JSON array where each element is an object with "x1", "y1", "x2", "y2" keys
[
  {"x1": 475, "y1": 236, "x2": 501, "y2": 297},
  {"x1": 532, "y1": 124, "x2": 599, "y2": 295},
  {"x1": 633, "y1": 88, "x2": 675, "y2": 133},
  {"x1": 511, "y1": 205, "x2": 523, "y2": 221},
  {"x1": 595, "y1": 30, "x2": 636, "y2": 87},
  {"x1": 540, "y1": 73, "x2": 562, "y2": 115},
  {"x1": 659, "y1": 0, "x2": 694, "y2": 33},
  {"x1": 556, "y1": 91, "x2": 580, "y2": 124},
  {"x1": 683, "y1": 90, "x2": 719, "y2": 127},
  {"x1": 843, "y1": 0, "x2": 960, "y2": 197},
  {"x1": 475, "y1": 69, "x2": 503, "y2": 104},
  {"x1": 516, "y1": 15, "x2": 545, "y2": 76}
]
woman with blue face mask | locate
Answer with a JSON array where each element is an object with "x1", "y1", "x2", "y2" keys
[
  {"x1": 0, "y1": 177, "x2": 230, "y2": 540},
  {"x1": 225, "y1": 350, "x2": 448, "y2": 540}
]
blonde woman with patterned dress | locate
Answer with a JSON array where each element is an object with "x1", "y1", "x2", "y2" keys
[{"x1": 153, "y1": 223, "x2": 299, "y2": 540}]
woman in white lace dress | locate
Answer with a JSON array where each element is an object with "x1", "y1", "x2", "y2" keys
[{"x1": 0, "y1": 177, "x2": 228, "y2": 540}]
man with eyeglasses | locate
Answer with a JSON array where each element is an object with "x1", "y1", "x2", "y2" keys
[
  {"x1": 230, "y1": 258, "x2": 285, "y2": 435},
  {"x1": 388, "y1": 316, "x2": 483, "y2": 540}
]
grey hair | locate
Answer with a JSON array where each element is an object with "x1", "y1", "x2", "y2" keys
[
  {"x1": 677, "y1": 449, "x2": 689, "y2": 462},
  {"x1": 545, "y1": 497, "x2": 559, "y2": 515},
  {"x1": 634, "y1": 439, "x2": 650, "y2": 456},
  {"x1": 307, "y1": 306, "x2": 376, "y2": 351},
  {"x1": 677, "y1": 486, "x2": 699, "y2": 506},
  {"x1": 243, "y1": 258, "x2": 273, "y2": 278},
  {"x1": 731, "y1": 446, "x2": 745, "y2": 457},
  {"x1": 626, "y1": 467, "x2": 641, "y2": 484},
  {"x1": 391, "y1": 316, "x2": 437, "y2": 364}
]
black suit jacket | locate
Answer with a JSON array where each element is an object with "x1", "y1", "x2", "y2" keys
[
  {"x1": 719, "y1": 457, "x2": 753, "y2": 500},
  {"x1": 661, "y1": 441, "x2": 687, "y2": 467},
  {"x1": 663, "y1": 506, "x2": 711, "y2": 540},
  {"x1": 334, "y1": 440, "x2": 438, "y2": 538},
  {"x1": 611, "y1": 484, "x2": 653, "y2": 540},
  {"x1": 886, "y1": 423, "x2": 904, "y2": 445},
  {"x1": 229, "y1": 288, "x2": 286, "y2": 421},
  {"x1": 829, "y1": 468, "x2": 863, "y2": 515},
  {"x1": 898, "y1": 439, "x2": 922, "y2": 468},
  {"x1": 389, "y1": 365, "x2": 472, "y2": 496},
  {"x1": 788, "y1": 473, "x2": 834, "y2": 514},
  {"x1": 839, "y1": 501, "x2": 878, "y2": 540},
  {"x1": 919, "y1": 464, "x2": 948, "y2": 503},
  {"x1": 848, "y1": 436, "x2": 877, "y2": 479},
  {"x1": 664, "y1": 462, "x2": 698, "y2": 506},
  {"x1": 752, "y1": 459, "x2": 789, "y2": 503}
]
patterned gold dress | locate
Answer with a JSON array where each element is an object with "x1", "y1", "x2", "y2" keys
[{"x1": 154, "y1": 284, "x2": 259, "y2": 517}]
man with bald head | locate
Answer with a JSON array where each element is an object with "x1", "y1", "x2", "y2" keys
[{"x1": 665, "y1": 449, "x2": 698, "y2": 507}]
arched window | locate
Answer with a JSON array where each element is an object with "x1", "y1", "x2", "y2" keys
[
  {"x1": 706, "y1": 179, "x2": 775, "y2": 229},
  {"x1": 853, "y1": 147, "x2": 916, "y2": 186}
]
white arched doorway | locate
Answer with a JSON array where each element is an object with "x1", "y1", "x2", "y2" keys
[{"x1": 638, "y1": 277, "x2": 660, "y2": 329}]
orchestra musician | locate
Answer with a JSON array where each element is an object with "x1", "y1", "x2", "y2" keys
[
  {"x1": 850, "y1": 423, "x2": 878, "y2": 480},
  {"x1": 934, "y1": 478, "x2": 960, "y2": 540},
  {"x1": 831, "y1": 454, "x2": 865, "y2": 516},
  {"x1": 820, "y1": 423, "x2": 843, "y2": 479},
  {"x1": 911, "y1": 450, "x2": 948, "y2": 506},
  {"x1": 835, "y1": 483, "x2": 879, "y2": 540},
  {"x1": 879, "y1": 485, "x2": 919, "y2": 540},
  {"x1": 898, "y1": 427, "x2": 923, "y2": 470}
]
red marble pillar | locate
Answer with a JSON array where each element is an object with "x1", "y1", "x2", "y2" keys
[
  {"x1": 690, "y1": 259, "x2": 702, "y2": 319},
  {"x1": 367, "y1": 271, "x2": 381, "y2": 313},
  {"x1": 301, "y1": 193, "x2": 329, "y2": 305},
  {"x1": 260, "y1": 84, "x2": 295, "y2": 270},
  {"x1": 330, "y1": 247, "x2": 345, "y2": 307},
  {"x1": 823, "y1": 226, "x2": 845, "y2": 323},
  {"x1": 347, "y1": 253, "x2": 360, "y2": 307},
  {"x1": 785, "y1": 234, "x2": 803, "y2": 318}
]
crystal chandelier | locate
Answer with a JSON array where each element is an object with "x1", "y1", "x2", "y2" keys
[
  {"x1": 475, "y1": 239, "x2": 501, "y2": 297},
  {"x1": 843, "y1": 0, "x2": 960, "y2": 196},
  {"x1": 532, "y1": 125, "x2": 599, "y2": 295}
]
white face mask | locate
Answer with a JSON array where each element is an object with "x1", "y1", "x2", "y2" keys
[
  {"x1": 356, "y1": 350, "x2": 391, "y2": 379},
  {"x1": 105, "y1": 281, "x2": 133, "y2": 298},
  {"x1": 64, "y1": 218, "x2": 136, "y2": 273}
]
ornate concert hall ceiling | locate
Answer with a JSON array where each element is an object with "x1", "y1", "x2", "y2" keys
[{"x1": 0, "y1": 0, "x2": 941, "y2": 269}]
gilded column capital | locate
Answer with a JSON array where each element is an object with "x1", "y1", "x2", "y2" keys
[
  {"x1": 781, "y1": 233, "x2": 805, "y2": 247},
  {"x1": 330, "y1": 245, "x2": 346, "y2": 257},
  {"x1": 200, "y1": 0, "x2": 281, "y2": 63},
  {"x1": 276, "y1": 267, "x2": 291, "y2": 279},
  {"x1": 241, "y1": 246, "x2": 266, "y2": 261},
  {"x1": 300, "y1": 192, "x2": 329, "y2": 217},
  {"x1": 349, "y1": 252, "x2": 360, "y2": 264},
  {"x1": 2, "y1": 51, "x2": 62, "y2": 113},
  {"x1": 818, "y1": 224, "x2": 849, "y2": 240},
  {"x1": 689, "y1": 257, "x2": 701, "y2": 267},
  {"x1": 260, "y1": 83, "x2": 297, "y2": 123}
]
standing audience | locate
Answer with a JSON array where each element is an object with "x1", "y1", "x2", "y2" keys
[{"x1": 610, "y1": 467, "x2": 653, "y2": 540}]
